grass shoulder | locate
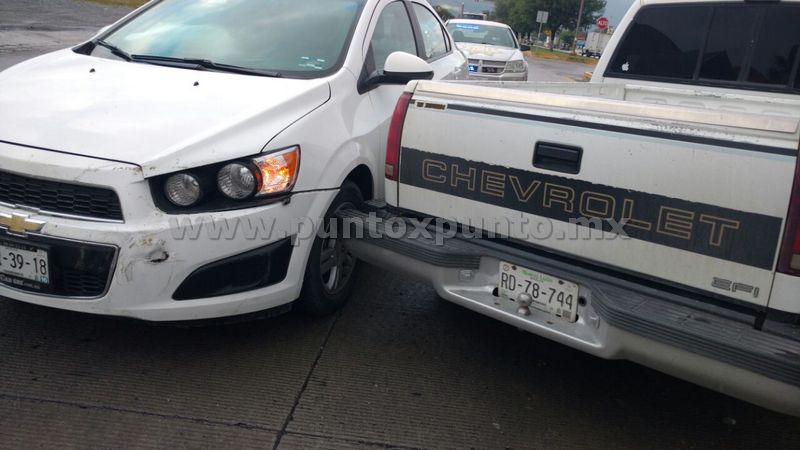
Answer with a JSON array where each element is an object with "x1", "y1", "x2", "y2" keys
[{"x1": 525, "y1": 48, "x2": 598, "y2": 66}]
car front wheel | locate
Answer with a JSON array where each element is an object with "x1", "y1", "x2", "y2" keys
[{"x1": 297, "y1": 181, "x2": 363, "y2": 316}]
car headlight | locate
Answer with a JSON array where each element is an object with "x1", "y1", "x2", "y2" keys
[
  {"x1": 217, "y1": 162, "x2": 258, "y2": 200},
  {"x1": 151, "y1": 146, "x2": 301, "y2": 213},
  {"x1": 164, "y1": 173, "x2": 203, "y2": 207},
  {"x1": 505, "y1": 59, "x2": 527, "y2": 73}
]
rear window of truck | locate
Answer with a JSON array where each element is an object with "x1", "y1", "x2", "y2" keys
[{"x1": 606, "y1": 3, "x2": 800, "y2": 94}]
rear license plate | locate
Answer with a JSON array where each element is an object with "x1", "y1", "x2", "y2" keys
[
  {"x1": 468, "y1": 64, "x2": 478, "y2": 73},
  {"x1": 498, "y1": 262, "x2": 580, "y2": 322},
  {"x1": 0, "y1": 239, "x2": 51, "y2": 289}
]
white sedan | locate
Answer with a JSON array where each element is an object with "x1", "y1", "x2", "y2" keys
[
  {"x1": 446, "y1": 19, "x2": 529, "y2": 81},
  {"x1": 0, "y1": 0, "x2": 466, "y2": 321}
]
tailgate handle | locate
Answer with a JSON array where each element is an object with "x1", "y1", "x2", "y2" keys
[{"x1": 533, "y1": 142, "x2": 582, "y2": 174}]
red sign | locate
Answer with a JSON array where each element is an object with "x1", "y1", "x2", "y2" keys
[{"x1": 596, "y1": 17, "x2": 609, "y2": 29}]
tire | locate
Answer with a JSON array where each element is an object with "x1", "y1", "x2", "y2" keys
[{"x1": 296, "y1": 181, "x2": 363, "y2": 316}]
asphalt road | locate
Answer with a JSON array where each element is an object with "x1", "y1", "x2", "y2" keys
[
  {"x1": 0, "y1": 0, "x2": 129, "y2": 70},
  {"x1": 527, "y1": 57, "x2": 592, "y2": 82},
  {"x1": 1, "y1": 1, "x2": 799, "y2": 449}
]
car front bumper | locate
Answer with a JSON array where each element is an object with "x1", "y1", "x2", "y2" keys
[
  {"x1": 467, "y1": 71, "x2": 528, "y2": 82},
  {"x1": 340, "y1": 205, "x2": 800, "y2": 416},
  {"x1": 0, "y1": 142, "x2": 334, "y2": 321}
]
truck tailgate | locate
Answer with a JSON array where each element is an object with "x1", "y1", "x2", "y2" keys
[{"x1": 393, "y1": 81, "x2": 800, "y2": 307}]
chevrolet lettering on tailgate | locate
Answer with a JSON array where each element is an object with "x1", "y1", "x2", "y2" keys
[{"x1": 401, "y1": 147, "x2": 783, "y2": 270}]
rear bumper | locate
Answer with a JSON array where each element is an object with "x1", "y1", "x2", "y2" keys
[{"x1": 341, "y1": 205, "x2": 800, "y2": 416}]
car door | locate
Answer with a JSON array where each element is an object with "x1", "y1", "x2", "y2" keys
[
  {"x1": 363, "y1": 0, "x2": 465, "y2": 169},
  {"x1": 361, "y1": 0, "x2": 421, "y2": 171}
]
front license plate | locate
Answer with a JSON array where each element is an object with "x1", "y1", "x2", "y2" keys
[
  {"x1": 0, "y1": 239, "x2": 51, "y2": 289},
  {"x1": 498, "y1": 262, "x2": 580, "y2": 322},
  {"x1": 468, "y1": 64, "x2": 478, "y2": 73}
]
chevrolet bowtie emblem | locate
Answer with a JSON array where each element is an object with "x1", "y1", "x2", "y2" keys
[{"x1": 0, "y1": 213, "x2": 46, "y2": 235}]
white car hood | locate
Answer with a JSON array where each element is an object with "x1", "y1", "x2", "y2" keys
[
  {"x1": 0, "y1": 50, "x2": 331, "y2": 177},
  {"x1": 456, "y1": 43, "x2": 521, "y2": 62}
]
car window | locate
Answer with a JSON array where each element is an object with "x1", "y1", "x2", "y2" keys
[
  {"x1": 747, "y1": 6, "x2": 800, "y2": 86},
  {"x1": 607, "y1": 3, "x2": 800, "y2": 93},
  {"x1": 796, "y1": 67, "x2": 800, "y2": 89},
  {"x1": 369, "y1": 1, "x2": 417, "y2": 71},
  {"x1": 99, "y1": 0, "x2": 366, "y2": 78},
  {"x1": 699, "y1": 6, "x2": 757, "y2": 82},
  {"x1": 412, "y1": 3, "x2": 448, "y2": 60},
  {"x1": 447, "y1": 23, "x2": 516, "y2": 49},
  {"x1": 608, "y1": 5, "x2": 710, "y2": 80}
]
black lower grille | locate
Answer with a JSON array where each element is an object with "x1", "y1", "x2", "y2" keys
[
  {"x1": 60, "y1": 268, "x2": 110, "y2": 297},
  {"x1": 0, "y1": 231, "x2": 116, "y2": 298},
  {"x1": 0, "y1": 170, "x2": 123, "y2": 221},
  {"x1": 173, "y1": 238, "x2": 293, "y2": 300}
]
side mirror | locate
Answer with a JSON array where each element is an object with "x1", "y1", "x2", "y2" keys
[
  {"x1": 520, "y1": 44, "x2": 531, "y2": 52},
  {"x1": 382, "y1": 52, "x2": 435, "y2": 83},
  {"x1": 358, "y1": 52, "x2": 434, "y2": 94}
]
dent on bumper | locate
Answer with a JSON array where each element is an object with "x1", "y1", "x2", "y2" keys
[
  {"x1": 0, "y1": 190, "x2": 337, "y2": 321},
  {"x1": 0, "y1": 193, "x2": 329, "y2": 321},
  {"x1": 0, "y1": 140, "x2": 341, "y2": 321}
]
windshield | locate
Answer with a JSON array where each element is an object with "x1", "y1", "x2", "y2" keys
[
  {"x1": 97, "y1": 0, "x2": 366, "y2": 77},
  {"x1": 446, "y1": 23, "x2": 516, "y2": 49}
]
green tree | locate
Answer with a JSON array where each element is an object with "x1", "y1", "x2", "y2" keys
[
  {"x1": 494, "y1": 0, "x2": 605, "y2": 36},
  {"x1": 495, "y1": 0, "x2": 540, "y2": 34},
  {"x1": 547, "y1": 0, "x2": 606, "y2": 36},
  {"x1": 559, "y1": 28, "x2": 576, "y2": 46}
]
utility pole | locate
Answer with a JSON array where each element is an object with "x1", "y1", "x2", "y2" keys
[
  {"x1": 573, "y1": 0, "x2": 585, "y2": 54},
  {"x1": 537, "y1": 21, "x2": 544, "y2": 44}
]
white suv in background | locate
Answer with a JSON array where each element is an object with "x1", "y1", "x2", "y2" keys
[{"x1": 446, "y1": 19, "x2": 529, "y2": 81}]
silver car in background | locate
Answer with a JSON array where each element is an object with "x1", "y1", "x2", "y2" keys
[{"x1": 446, "y1": 19, "x2": 529, "y2": 81}]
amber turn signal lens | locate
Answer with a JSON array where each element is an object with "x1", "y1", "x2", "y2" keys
[{"x1": 253, "y1": 147, "x2": 300, "y2": 196}]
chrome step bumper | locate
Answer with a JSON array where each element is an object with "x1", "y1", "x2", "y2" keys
[{"x1": 340, "y1": 204, "x2": 800, "y2": 416}]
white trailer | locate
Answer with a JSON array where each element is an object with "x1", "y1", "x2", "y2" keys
[{"x1": 582, "y1": 31, "x2": 612, "y2": 57}]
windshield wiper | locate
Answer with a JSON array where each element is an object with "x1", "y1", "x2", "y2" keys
[
  {"x1": 130, "y1": 55, "x2": 282, "y2": 78},
  {"x1": 95, "y1": 40, "x2": 132, "y2": 61}
]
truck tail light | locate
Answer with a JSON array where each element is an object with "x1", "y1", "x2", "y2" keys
[
  {"x1": 778, "y1": 153, "x2": 800, "y2": 276},
  {"x1": 386, "y1": 92, "x2": 413, "y2": 181}
]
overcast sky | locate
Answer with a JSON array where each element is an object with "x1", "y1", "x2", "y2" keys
[
  {"x1": 602, "y1": 0, "x2": 636, "y2": 24},
  {"x1": 430, "y1": 0, "x2": 636, "y2": 26}
]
